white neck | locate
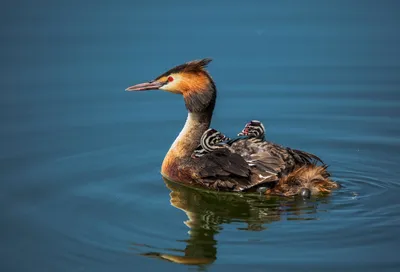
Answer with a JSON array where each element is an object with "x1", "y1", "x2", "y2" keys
[{"x1": 167, "y1": 112, "x2": 211, "y2": 158}]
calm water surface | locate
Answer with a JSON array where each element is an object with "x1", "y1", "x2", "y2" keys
[{"x1": 1, "y1": 1, "x2": 400, "y2": 271}]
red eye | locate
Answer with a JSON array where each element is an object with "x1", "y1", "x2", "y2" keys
[{"x1": 167, "y1": 76, "x2": 174, "y2": 82}]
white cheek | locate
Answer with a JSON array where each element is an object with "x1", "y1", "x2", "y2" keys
[{"x1": 159, "y1": 76, "x2": 182, "y2": 94}]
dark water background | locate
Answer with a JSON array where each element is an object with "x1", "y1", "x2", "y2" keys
[{"x1": 1, "y1": 0, "x2": 400, "y2": 271}]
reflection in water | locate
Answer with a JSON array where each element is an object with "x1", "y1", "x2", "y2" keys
[{"x1": 137, "y1": 178, "x2": 328, "y2": 265}]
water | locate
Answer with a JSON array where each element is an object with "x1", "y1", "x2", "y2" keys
[{"x1": 1, "y1": 0, "x2": 400, "y2": 271}]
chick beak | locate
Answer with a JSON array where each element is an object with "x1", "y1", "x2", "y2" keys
[
  {"x1": 125, "y1": 80, "x2": 164, "y2": 91},
  {"x1": 237, "y1": 128, "x2": 248, "y2": 136}
]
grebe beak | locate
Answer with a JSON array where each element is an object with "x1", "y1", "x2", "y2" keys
[{"x1": 125, "y1": 80, "x2": 164, "y2": 91}]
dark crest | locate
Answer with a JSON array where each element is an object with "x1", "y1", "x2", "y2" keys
[{"x1": 156, "y1": 58, "x2": 212, "y2": 80}]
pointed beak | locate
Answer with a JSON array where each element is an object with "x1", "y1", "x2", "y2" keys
[
  {"x1": 238, "y1": 128, "x2": 248, "y2": 136},
  {"x1": 125, "y1": 80, "x2": 164, "y2": 91}
]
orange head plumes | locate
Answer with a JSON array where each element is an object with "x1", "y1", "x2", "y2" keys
[{"x1": 126, "y1": 58, "x2": 216, "y2": 113}]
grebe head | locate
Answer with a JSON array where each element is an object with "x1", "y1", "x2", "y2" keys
[
  {"x1": 126, "y1": 59, "x2": 216, "y2": 113},
  {"x1": 201, "y1": 128, "x2": 231, "y2": 152},
  {"x1": 238, "y1": 120, "x2": 265, "y2": 139},
  {"x1": 192, "y1": 128, "x2": 231, "y2": 157}
]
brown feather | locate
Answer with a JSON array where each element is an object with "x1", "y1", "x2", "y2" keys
[
  {"x1": 184, "y1": 89, "x2": 216, "y2": 113},
  {"x1": 287, "y1": 148, "x2": 324, "y2": 165},
  {"x1": 197, "y1": 148, "x2": 250, "y2": 179},
  {"x1": 155, "y1": 58, "x2": 212, "y2": 80}
]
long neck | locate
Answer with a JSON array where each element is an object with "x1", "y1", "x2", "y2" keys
[
  {"x1": 164, "y1": 89, "x2": 216, "y2": 161},
  {"x1": 168, "y1": 109, "x2": 213, "y2": 158}
]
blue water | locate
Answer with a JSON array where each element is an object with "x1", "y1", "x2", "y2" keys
[{"x1": 1, "y1": 1, "x2": 400, "y2": 271}]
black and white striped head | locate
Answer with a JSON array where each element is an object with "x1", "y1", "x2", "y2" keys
[
  {"x1": 238, "y1": 120, "x2": 265, "y2": 140},
  {"x1": 192, "y1": 128, "x2": 230, "y2": 158},
  {"x1": 201, "y1": 128, "x2": 231, "y2": 152}
]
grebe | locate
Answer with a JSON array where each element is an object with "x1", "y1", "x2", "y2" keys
[
  {"x1": 238, "y1": 120, "x2": 266, "y2": 140},
  {"x1": 126, "y1": 59, "x2": 339, "y2": 196},
  {"x1": 192, "y1": 128, "x2": 231, "y2": 158}
]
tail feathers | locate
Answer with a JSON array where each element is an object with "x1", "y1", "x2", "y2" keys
[{"x1": 288, "y1": 148, "x2": 324, "y2": 165}]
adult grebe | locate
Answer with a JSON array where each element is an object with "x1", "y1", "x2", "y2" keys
[{"x1": 126, "y1": 59, "x2": 339, "y2": 196}]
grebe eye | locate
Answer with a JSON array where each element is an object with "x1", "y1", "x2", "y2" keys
[{"x1": 167, "y1": 76, "x2": 174, "y2": 82}]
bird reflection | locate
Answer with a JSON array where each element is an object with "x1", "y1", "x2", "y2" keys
[{"x1": 136, "y1": 178, "x2": 325, "y2": 266}]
